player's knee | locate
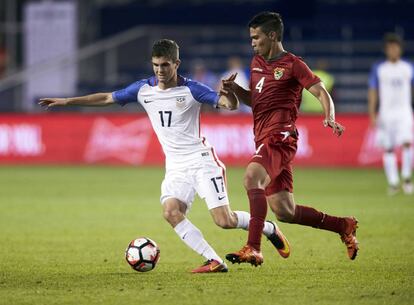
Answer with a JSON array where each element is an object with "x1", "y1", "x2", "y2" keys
[
  {"x1": 243, "y1": 171, "x2": 260, "y2": 189},
  {"x1": 163, "y1": 209, "x2": 184, "y2": 226}
]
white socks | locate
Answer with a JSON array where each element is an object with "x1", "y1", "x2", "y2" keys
[
  {"x1": 383, "y1": 152, "x2": 399, "y2": 186},
  {"x1": 173, "y1": 212, "x2": 281, "y2": 262},
  {"x1": 234, "y1": 210, "x2": 250, "y2": 229},
  {"x1": 174, "y1": 218, "x2": 222, "y2": 263},
  {"x1": 383, "y1": 148, "x2": 413, "y2": 186},
  {"x1": 234, "y1": 210, "x2": 275, "y2": 237},
  {"x1": 402, "y1": 146, "x2": 413, "y2": 181}
]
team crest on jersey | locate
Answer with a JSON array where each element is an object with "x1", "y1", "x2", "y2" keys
[
  {"x1": 273, "y1": 67, "x2": 285, "y2": 80},
  {"x1": 176, "y1": 96, "x2": 186, "y2": 108}
]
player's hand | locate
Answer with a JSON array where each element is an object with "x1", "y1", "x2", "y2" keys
[
  {"x1": 370, "y1": 116, "x2": 377, "y2": 127},
  {"x1": 323, "y1": 119, "x2": 345, "y2": 137},
  {"x1": 38, "y1": 98, "x2": 68, "y2": 108},
  {"x1": 220, "y1": 73, "x2": 238, "y2": 95}
]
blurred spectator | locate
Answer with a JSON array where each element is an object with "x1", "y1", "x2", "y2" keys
[
  {"x1": 190, "y1": 59, "x2": 219, "y2": 113},
  {"x1": 300, "y1": 59, "x2": 335, "y2": 113},
  {"x1": 190, "y1": 59, "x2": 218, "y2": 90},
  {"x1": 219, "y1": 56, "x2": 251, "y2": 113}
]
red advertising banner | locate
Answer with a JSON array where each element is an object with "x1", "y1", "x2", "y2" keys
[{"x1": 0, "y1": 113, "x2": 385, "y2": 167}]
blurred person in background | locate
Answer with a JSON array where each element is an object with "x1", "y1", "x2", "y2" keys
[
  {"x1": 190, "y1": 59, "x2": 218, "y2": 91},
  {"x1": 368, "y1": 33, "x2": 414, "y2": 195},
  {"x1": 190, "y1": 59, "x2": 219, "y2": 113},
  {"x1": 219, "y1": 56, "x2": 251, "y2": 113},
  {"x1": 301, "y1": 59, "x2": 335, "y2": 113}
]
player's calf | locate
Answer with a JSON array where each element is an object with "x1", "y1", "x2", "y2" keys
[{"x1": 210, "y1": 206, "x2": 238, "y2": 229}]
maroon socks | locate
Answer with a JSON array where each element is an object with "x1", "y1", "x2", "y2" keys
[
  {"x1": 247, "y1": 188, "x2": 268, "y2": 251},
  {"x1": 292, "y1": 205, "x2": 345, "y2": 234}
]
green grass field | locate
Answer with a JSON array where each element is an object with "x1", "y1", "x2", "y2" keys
[{"x1": 0, "y1": 166, "x2": 413, "y2": 305}]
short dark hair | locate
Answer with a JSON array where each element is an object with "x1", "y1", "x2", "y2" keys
[
  {"x1": 384, "y1": 33, "x2": 403, "y2": 46},
  {"x1": 152, "y1": 39, "x2": 180, "y2": 61},
  {"x1": 248, "y1": 12, "x2": 284, "y2": 41}
]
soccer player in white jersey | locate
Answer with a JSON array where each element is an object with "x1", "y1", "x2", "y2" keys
[
  {"x1": 368, "y1": 33, "x2": 414, "y2": 195},
  {"x1": 39, "y1": 39, "x2": 290, "y2": 273}
]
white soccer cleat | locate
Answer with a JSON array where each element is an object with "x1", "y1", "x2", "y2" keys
[{"x1": 402, "y1": 182, "x2": 414, "y2": 195}]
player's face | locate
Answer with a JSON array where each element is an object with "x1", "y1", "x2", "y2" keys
[
  {"x1": 385, "y1": 43, "x2": 402, "y2": 62},
  {"x1": 250, "y1": 27, "x2": 272, "y2": 58},
  {"x1": 152, "y1": 56, "x2": 180, "y2": 85}
]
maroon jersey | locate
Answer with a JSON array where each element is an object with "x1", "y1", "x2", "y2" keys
[{"x1": 249, "y1": 52, "x2": 320, "y2": 143}]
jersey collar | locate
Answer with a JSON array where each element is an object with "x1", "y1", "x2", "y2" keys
[{"x1": 266, "y1": 51, "x2": 288, "y2": 62}]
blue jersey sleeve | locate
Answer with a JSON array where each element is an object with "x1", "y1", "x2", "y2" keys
[
  {"x1": 112, "y1": 79, "x2": 148, "y2": 106},
  {"x1": 186, "y1": 80, "x2": 220, "y2": 106},
  {"x1": 368, "y1": 63, "x2": 380, "y2": 89}
]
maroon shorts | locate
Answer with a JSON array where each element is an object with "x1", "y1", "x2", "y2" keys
[{"x1": 250, "y1": 132, "x2": 298, "y2": 196}]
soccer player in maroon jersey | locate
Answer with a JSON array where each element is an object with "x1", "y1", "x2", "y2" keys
[{"x1": 222, "y1": 12, "x2": 359, "y2": 266}]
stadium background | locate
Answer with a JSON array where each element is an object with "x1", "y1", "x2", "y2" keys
[
  {"x1": 0, "y1": 0, "x2": 413, "y2": 167},
  {"x1": 1, "y1": 1, "x2": 413, "y2": 305}
]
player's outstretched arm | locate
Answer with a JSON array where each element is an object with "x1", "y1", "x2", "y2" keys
[
  {"x1": 220, "y1": 74, "x2": 252, "y2": 107},
  {"x1": 39, "y1": 93, "x2": 114, "y2": 108},
  {"x1": 308, "y1": 82, "x2": 345, "y2": 137}
]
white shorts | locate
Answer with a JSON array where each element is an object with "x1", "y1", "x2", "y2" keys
[
  {"x1": 160, "y1": 158, "x2": 229, "y2": 211},
  {"x1": 376, "y1": 116, "x2": 413, "y2": 150}
]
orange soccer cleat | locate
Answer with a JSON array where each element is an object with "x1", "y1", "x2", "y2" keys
[
  {"x1": 226, "y1": 245, "x2": 264, "y2": 266},
  {"x1": 191, "y1": 259, "x2": 228, "y2": 273},
  {"x1": 266, "y1": 221, "x2": 291, "y2": 258},
  {"x1": 340, "y1": 217, "x2": 359, "y2": 260}
]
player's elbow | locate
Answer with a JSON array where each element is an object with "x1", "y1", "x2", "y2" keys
[
  {"x1": 104, "y1": 96, "x2": 114, "y2": 105},
  {"x1": 99, "y1": 93, "x2": 114, "y2": 105}
]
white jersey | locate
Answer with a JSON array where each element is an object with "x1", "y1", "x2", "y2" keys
[
  {"x1": 368, "y1": 59, "x2": 414, "y2": 121},
  {"x1": 112, "y1": 75, "x2": 221, "y2": 169}
]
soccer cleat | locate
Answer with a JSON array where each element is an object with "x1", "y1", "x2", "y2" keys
[
  {"x1": 402, "y1": 181, "x2": 413, "y2": 195},
  {"x1": 387, "y1": 185, "x2": 399, "y2": 196},
  {"x1": 191, "y1": 259, "x2": 228, "y2": 273},
  {"x1": 340, "y1": 217, "x2": 359, "y2": 260},
  {"x1": 266, "y1": 221, "x2": 291, "y2": 258},
  {"x1": 226, "y1": 245, "x2": 264, "y2": 266}
]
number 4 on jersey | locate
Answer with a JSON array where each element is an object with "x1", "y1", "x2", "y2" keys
[{"x1": 255, "y1": 77, "x2": 265, "y2": 93}]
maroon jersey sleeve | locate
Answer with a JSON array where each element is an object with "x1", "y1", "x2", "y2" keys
[{"x1": 292, "y1": 58, "x2": 320, "y2": 89}]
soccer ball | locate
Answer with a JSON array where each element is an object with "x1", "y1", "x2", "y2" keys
[{"x1": 125, "y1": 237, "x2": 160, "y2": 272}]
